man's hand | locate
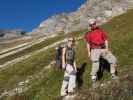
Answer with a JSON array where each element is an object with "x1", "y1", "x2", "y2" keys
[
  {"x1": 104, "y1": 48, "x2": 109, "y2": 52},
  {"x1": 88, "y1": 52, "x2": 91, "y2": 58},
  {"x1": 62, "y1": 64, "x2": 66, "y2": 70},
  {"x1": 87, "y1": 43, "x2": 91, "y2": 58},
  {"x1": 103, "y1": 48, "x2": 111, "y2": 56},
  {"x1": 104, "y1": 40, "x2": 110, "y2": 53}
]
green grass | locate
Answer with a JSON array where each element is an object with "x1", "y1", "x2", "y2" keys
[
  {"x1": 1, "y1": 9, "x2": 133, "y2": 100},
  {"x1": 2, "y1": 68, "x2": 64, "y2": 100},
  {"x1": 101, "y1": 9, "x2": 133, "y2": 70},
  {"x1": 0, "y1": 48, "x2": 55, "y2": 92}
]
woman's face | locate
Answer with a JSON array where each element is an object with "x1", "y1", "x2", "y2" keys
[{"x1": 68, "y1": 38, "x2": 74, "y2": 47}]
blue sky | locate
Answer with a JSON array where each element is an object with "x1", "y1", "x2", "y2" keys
[{"x1": 0, "y1": 0, "x2": 86, "y2": 32}]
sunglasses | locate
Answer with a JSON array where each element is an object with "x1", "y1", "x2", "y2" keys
[
  {"x1": 68, "y1": 40, "x2": 74, "y2": 42},
  {"x1": 89, "y1": 23, "x2": 96, "y2": 26}
]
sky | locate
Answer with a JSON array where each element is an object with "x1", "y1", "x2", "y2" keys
[{"x1": 0, "y1": 0, "x2": 86, "y2": 32}]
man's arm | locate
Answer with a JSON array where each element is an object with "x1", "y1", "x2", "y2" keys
[
  {"x1": 86, "y1": 43, "x2": 91, "y2": 58},
  {"x1": 105, "y1": 40, "x2": 109, "y2": 50},
  {"x1": 101, "y1": 28, "x2": 109, "y2": 51}
]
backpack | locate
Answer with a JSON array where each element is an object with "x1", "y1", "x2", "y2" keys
[
  {"x1": 55, "y1": 45, "x2": 75, "y2": 69},
  {"x1": 55, "y1": 46, "x2": 64, "y2": 69}
]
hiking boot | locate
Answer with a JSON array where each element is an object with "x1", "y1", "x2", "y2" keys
[
  {"x1": 91, "y1": 75, "x2": 99, "y2": 88},
  {"x1": 111, "y1": 74, "x2": 119, "y2": 80},
  {"x1": 92, "y1": 79, "x2": 99, "y2": 88},
  {"x1": 61, "y1": 92, "x2": 67, "y2": 98}
]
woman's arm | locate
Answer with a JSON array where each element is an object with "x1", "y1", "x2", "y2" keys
[
  {"x1": 62, "y1": 48, "x2": 66, "y2": 69},
  {"x1": 73, "y1": 61, "x2": 77, "y2": 72}
]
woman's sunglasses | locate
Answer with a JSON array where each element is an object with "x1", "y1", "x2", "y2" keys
[{"x1": 68, "y1": 40, "x2": 74, "y2": 42}]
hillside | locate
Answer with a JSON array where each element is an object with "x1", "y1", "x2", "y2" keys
[{"x1": 0, "y1": 9, "x2": 132, "y2": 100}]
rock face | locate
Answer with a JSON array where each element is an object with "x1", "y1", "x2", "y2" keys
[
  {"x1": 32, "y1": 13, "x2": 68, "y2": 35},
  {"x1": 0, "y1": 29, "x2": 26, "y2": 40},
  {"x1": 32, "y1": 0, "x2": 132, "y2": 35}
]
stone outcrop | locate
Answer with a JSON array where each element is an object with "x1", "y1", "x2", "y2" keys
[
  {"x1": 0, "y1": 29, "x2": 26, "y2": 40},
  {"x1": 31, "y1": 0, "x2": 132, "y2": 35}
]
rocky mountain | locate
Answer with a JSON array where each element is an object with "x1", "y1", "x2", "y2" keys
[
  {"x1": 1, "y1": 0, "x2": 132, "y2": 39},
  {"x1": 0, "y1": 29, "x2": 26, "y2": 40},
  {"x1": 31, "y1": 0, "x2": 133, "y2": 35}
]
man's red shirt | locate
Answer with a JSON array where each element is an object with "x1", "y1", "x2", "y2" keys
[{"x1": 84, "y1": 27, "x2": 108, "y2": 49}]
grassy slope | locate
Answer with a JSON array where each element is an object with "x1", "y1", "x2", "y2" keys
[
  {"x1": 0, "y1": 31, "x2": 84, "y2": 98},
  {"x1": 0, "y1": 31, "x2": 84, "y2": 65},
  {"x1": 0, "y1": 34, "x2": 64, "y2": 65},
  {"x1": 1, "y1": 9, "x2": 133, "y2": 100},
  {"x1": 0, "y1": 48, "x2": 55, "y2": 92},
  {"x1": 0, "y1": 38, "x2": 32, "y2": 52},
  {"x1": 76, "y1": 9, "x2": 133, "y2": 100}
]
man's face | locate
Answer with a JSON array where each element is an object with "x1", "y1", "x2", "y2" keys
[{"x1": 90, "y1": 23, "x2": 97, "y2": 30}]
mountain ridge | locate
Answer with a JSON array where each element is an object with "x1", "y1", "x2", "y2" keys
[{"x1": 31, "y1": 0, "x2": 132, "y2": 35}]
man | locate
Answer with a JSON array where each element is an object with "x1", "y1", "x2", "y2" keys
[
  {"x1": 84, "y1": 19, "x2": 118, "y2": 87},
  {"x1": 60, "y1": 37, "x2": 77, "y2": 97}
]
